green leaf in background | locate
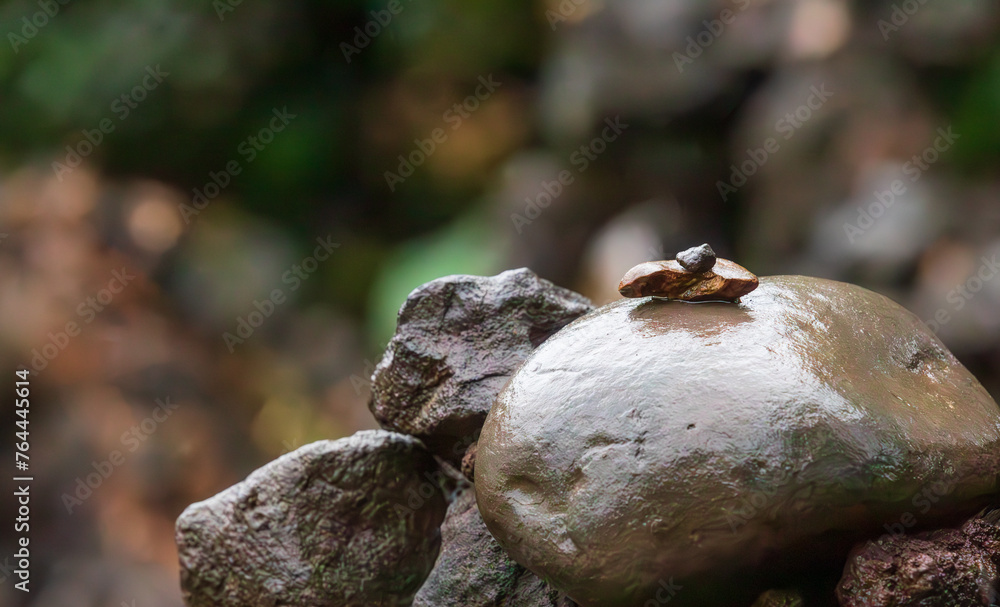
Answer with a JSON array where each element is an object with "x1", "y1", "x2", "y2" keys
[{"x1": 368, "y1": 206, "x2": 509, "y2": 346}]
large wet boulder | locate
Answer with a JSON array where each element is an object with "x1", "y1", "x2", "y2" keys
[
  {"x1": 176, "y1": 431, "x2": 450, "y2": 607},
  {"x1": 413, "y1": 487, "x2": 578, "y2": 607},
  {"x1": 837, "y1": 511, "x2": 1000, "y2": 607},
  {"x1": 370, "y1": 268, "x2": 593, "y2": 465},
  {"x1": 475, "y1": 276, "x2": 1000, "y2": 607}
]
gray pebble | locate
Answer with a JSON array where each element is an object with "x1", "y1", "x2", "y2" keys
[{"x1": 676, "y1": 244, "x2": 717, "y2": 273}]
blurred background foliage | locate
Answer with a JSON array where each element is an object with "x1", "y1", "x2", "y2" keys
[{"x1": 1, "y1": 0, "x2": 1000, "y2": 605}]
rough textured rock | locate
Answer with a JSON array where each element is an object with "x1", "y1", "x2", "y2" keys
[
  {"x1": 370, "y1": 268, "x2": 593, "y2": 465},
  {"x1": 750, "y1": 589, "x2": 804, "y2": 607},
  {"x1": 176, "y1": 431, "x2": 450, "y2": 607},
  {"x1": 413, "y1": 487, "x2": 577, "y2": 607},
  {"x1": 476, "y1": 276, "x2": 1000, "y2": 607},
  {"x1": 461, "y1": 441, "x2": 478, "y2": 482},
  {"x1": 751, "y1": 590, "x2": 805, "y2": 607},
  {"x1": 837, "y1": 511, "x2": 1000, "y2": 607},
  {"x1": 617, "y1": 258, "x2": 758, "y2": 301},
  {"x1": 676, "y1": 243, "x2": 717, "y2": 273}
]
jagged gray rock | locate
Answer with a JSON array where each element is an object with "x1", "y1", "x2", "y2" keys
[
  {"x1": 676, "y1": 243, "x2": 717, "y2": 273},
  {"x1": 414, "y1": 487, "x2": 577, "y2": 607},
  {"x1": 176, "y1": 431, "x2": 451, "y2": 607},
  {"x1": 370, "y1": 268, "x2": 593, "y2": 465}
]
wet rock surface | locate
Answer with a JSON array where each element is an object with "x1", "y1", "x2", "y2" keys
[
  {"x1": 676, "y1": 243, "x2": 717, "y2": 273},
  {"x1": 370, "y1": 268, "x2": 593, "y2": 465},
  {"x1": 617, "y1": 258, "x2": 758, "y2": 301},
  {"x1": 413, "y1": 487, "x2": 577, "y2": 607},
  {"x1": 176, "y1": 431, "x2": 449, "y2": 607},
  {"x1": 476, "y1": 276, "x2": 1000, "y2": 607},
  {"x1": 837, "y1": 511, "x2": 1000, "y2": 607}
]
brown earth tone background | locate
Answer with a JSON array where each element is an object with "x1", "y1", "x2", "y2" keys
[{"x1": 1, "y1": 0, "x2": 1000, "y2": 605}]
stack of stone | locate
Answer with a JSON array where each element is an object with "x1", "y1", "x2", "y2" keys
[
  {"x1": 176, "y1": 263, "x2": 1000, "y2": 607},
  {"x1": 175, "y1": 268, "x2": 593, "y2": 607}
]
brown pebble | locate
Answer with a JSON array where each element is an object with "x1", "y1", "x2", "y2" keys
[{"x1": 618, "y1": 258, "x2": 758, "y2": 301}]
